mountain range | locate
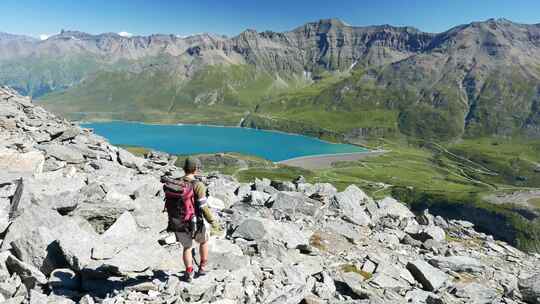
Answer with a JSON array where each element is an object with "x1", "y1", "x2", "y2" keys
[{"x1": 1, "y1": 18, "x2": 540, "y2": 141}]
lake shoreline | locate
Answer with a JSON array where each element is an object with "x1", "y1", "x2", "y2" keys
[
  {"x1": 77, "y1": 119, "x2": 370, "y2": 149},
  {"x1": 80, "y1": 121, "x2": 368, "y2": 162}
]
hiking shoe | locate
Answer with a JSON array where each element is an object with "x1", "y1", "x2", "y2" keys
[
  {"x1": 196, "y1": 269, "x2": 206, "y2": 277},
  {"x1": 197, "y1": 262, "x2": 207, "y2": 277},
  {"x1": 182, "y1": 270, "x2": 194, "y2": 283}
]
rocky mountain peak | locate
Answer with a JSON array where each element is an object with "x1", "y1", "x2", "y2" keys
[{"x1": 0, "y1": 32, "x2": 36, "y2": 42}]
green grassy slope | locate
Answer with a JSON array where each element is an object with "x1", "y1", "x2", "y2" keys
[{"x1": 39, "y1": 64, "x2": 298, "y2": 124}]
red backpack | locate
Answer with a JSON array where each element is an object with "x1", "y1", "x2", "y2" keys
[{"x1": 161, "y1": 177, "x2": 196, "y2": 231}]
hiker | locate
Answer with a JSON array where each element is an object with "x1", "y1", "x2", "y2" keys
[{"x1": 161, "y1": 157, "x2": 220, "y2": 282}]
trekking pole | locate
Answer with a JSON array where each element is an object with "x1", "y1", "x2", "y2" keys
[{"x1": 192, "y1": 247, "x2": 200, "y2": 268}]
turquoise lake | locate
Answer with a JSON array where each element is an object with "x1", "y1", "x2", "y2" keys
[{"x1": 82, "y1": 121, "x2": 367, "y2": 162}]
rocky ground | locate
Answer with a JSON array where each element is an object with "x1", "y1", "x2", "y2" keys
[{"x1": 0, "y1": 84, "x2": 540, "y2": 304}]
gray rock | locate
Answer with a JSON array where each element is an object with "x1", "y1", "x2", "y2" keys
[
  {"x1": 42, "y1": 157, "x2": 65, "y2": 172},
  {"x1": 362, "y1": 260, "x2": 377, "y2": 274},
  {"x1": 37, "y1": 191, "x2": 81, "y2": 214},
  {"x1": 236, "y1": 183, "x2": 252, "y2": 201},
  {"x1": 55, "y1": 226, "x2": 97, "y2": 272},
  {"x1": 303, "y1": 183, "x2": 337, "y2": 197},
  {"x1": 412, "y1": 226, "x2": 446, "y2": 242},
  {"x1": 271, "y1": 180, "x2": 296, "y2": 192},
  {"x1": 6, "y1": 255, "x2": 47, "y2": 289},
  {"x1": 79, "y1": 294, "x2": 95, "y2": 304},
  {"x1": 340, "y1": 272, "x2": 368, "y2": 297},
  {"x1": 453, "y1": 282, "x2": 497, "y2": 304},
  {"x1": 29, "y1": 289, "x2": 48, "y2": 304},
  {"x1": 2, "y1": 202, "x2": 64, "y2": 249},
  {"x1": 10, "y1": 226, "x2": 61, "y2": 275},
  {"x1": 0, "y1": 281, "x2": 17, "y2": 299},
  {"x1": 70, "y1": 201, "x2": 136, "y2": 233},
  {"x1": 373, "y1": 232, "x2": 400, "y2": 247},
  {"x1": 331, "y1": 185, "x2": 372, "y2": 226},
  {"x1": 405, "y1": 289, "x2": 434, "y2": 303},
  {"x1": 373, "y1": 197, "x2": 415, "y2": 220},
  {"x1": 519, "y1": 273, "x2": 540, "y2": 304},
  {"x1": 233, "y1": 217, "x2": 307, "y2": 249},
  {"x1": 429, "y1": 256, "x2": 484, "y2": 273},
  {"x1": 3, "y1": 296, "x2": 25, "y2": 304},
  {"x1": 117, "y1": 148, "x2": 144, "y2": 170},
  {"x1": 0, "y1": 197, "x2": 10, "y2": 233},
  {"x1": 233, "y1": 218, "x2": 268, "y2": 240},
  {"x1": 270, "y1": 191, "x2": 322, "y2": 218},
  {"x1": 56, "y1": 127, "x2": 80, "y2": 141},
  {"x1": 0, "y1": 149, "x2": 45, "y2": 174},
  {"x1": 314, "y1": 271, "x2": 336, "y2": 300},
  {"x1": 207, "y1": 178, "x2": 239, "y2": 208},
  {"x1": 37, "y1": 144, "x2": 85, "y2": 164},
  {"x1": 422, "y1": 239, "x2": 444, "y2": 254},
  {"x1": 246, "y1": 190, "x2": 271, "y2": 206},
  {"x1": 402, "y1": 234, "x2": 423, "y2": 247},
  {"x1": 92, "y1": 212, "x2": 139, "y2": 260},
  {"x1": 406, "y1": 259, "x2": 449, "y2": 291}
]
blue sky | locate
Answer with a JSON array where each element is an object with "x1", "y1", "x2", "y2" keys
[{"x1": 2, "y1": 0, "x2": 539, "y2": 39}]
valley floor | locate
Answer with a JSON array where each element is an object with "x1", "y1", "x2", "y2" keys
[{"x1": 277, "y1": 150, "x2": 387, "y2": 169}]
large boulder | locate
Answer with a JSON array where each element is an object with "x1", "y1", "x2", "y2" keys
[
  {"x1": 452, "y1": 282, "x2": 497, "y2": 304},
  {"x1": 301, "y1": 183, "x2": 337, "y2": 197},
  {"x1": 428, "y1": 256, "x2": 484, "y2": 273},
  {"x1": 117, "y1": 148, "x2": 144, "y2": 170},
  {"x1": 371, "y1": 197, "x2": 415, "y2": 221},
  {"x1": 87, "y1": 233, "x2": 182, "y2": 277},
  {"x1": 331, "y1": 185, "x2": 372, "y2": 226},
  {"x1": 10, "y1": 226, "x2": 62, "y2": 275},
  {"x1": 1, "y1": 204, "x2": 65, "y2": 251},
  {"x1": 519, "y1": 273, "x2": 540, "y2": 304},
  {"x1": 233, "y1": 217, "x2": 308, "y2": 249},
  {"x1": 54, "y1": 224, "x2": 97, "y2": 272},
  {"x1": 6, "y1": 255, "x2": 47, "y2": 289},
  {"x1": 269, "y1": 191, "x2": 322, "y2": 218},
  {"x1": 406, "y1": 259, "x2": 449, "y2": 292},
  {"x1": 92, "y1": 212, "x2": 139, "y2": 260},
  {"x1": 0, "y1": 149, "x2": 44, "y2": 174},
  {"x1": 36, "y1": 144, "x2": 85, "y2": 164},
  {"x1": 207, "y1": 177, "x2": 239, "y2": 208},
  {"x1": 245, "y1": 191, "x2": 271, "y2": 206},
  {"x1": 411, "y1": 226, "x2": 446, "y2": 243}
]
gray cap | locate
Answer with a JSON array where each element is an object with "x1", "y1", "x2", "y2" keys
[{"x1": 183, "y1": 156, "x2": 202, "y2": 173}]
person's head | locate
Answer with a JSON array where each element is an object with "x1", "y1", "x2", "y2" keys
[{"x1": 183, "y1": 157, "x2": 202, "y2": 175}]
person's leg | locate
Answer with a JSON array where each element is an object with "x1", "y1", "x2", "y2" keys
[
  {"x1": 199, "y1": 240, "x2": 209, "y2": 272},
  {"x1": 195, "y1": 224, "x2": 210, "y2": 275},
  {"x1": 176, "y1": 232, "x2": 194, "y2": 281},
  {"x1": 183, "y1": 246, "x2": 193, "y2": 271}
]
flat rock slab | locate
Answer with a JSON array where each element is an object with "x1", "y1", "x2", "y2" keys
[
  {"x1": 519, "y1": 273, "x2": 540, "y2": 304},
  {"x1": 37, "y1": 144, "x2": 85, "y2": 164},
  {"x1": 406, "y1": 259, "x2": 449, "y2": 292},
  {"x1": 429, "y1": 256, "x2": 484, "y2": 273},
  {"x1": 0, "y1": 149, "x2": 44, "y2": 174}
]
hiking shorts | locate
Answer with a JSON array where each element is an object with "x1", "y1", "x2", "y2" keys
[{"x1": 175, "y1": 223, "x2": 209, "y2": 249}]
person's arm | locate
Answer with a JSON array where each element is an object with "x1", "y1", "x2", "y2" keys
[{"x1": 194, "y1": 182, "x2": 218, "y2": 226}]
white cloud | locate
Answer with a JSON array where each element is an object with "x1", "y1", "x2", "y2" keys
[
  {"x1": 39, "y1": 34, "x2": 49, "y2": 41},
  {"x1": 118, "y1": 31, "x2": 133, "y2": 38}
]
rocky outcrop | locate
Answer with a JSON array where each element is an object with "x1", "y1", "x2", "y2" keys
[{"x1": 0, "y1": 86, "x2": 539, "y2": 303}]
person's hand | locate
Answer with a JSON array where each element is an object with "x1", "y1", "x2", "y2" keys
[{"x1": 210, "y1": 223, "x2": 223, "y2": 236}]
